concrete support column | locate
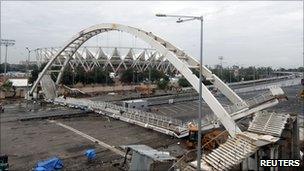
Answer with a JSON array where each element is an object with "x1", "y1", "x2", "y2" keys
[
  {"x1": 242, "y1": 158, "x2": 248, "y2": 171},
  {"x1": 292, "y1": 117, "x2": 300, "y2": 159},
  {"x1": 252, "y1": 152, "x2": 258, "y2": 171},
  {"x1": 242, "y1": 151, "x2": 258, "y2": 171},
  {"x1": 270, "y1": 144, "x2": 279, "y2": 171},
  {"x1": 257, "y1": 149, "x2": 263, "y2": 171}
]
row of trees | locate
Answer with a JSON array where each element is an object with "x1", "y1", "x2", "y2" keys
[
  {"x1": 3, "y1": 62, "x2": 303, "y2": 76},
  {"x1": 61, "y1": 66, "x2": 114, "y2": 85},
  {"x1": 120, "y1": 68, "x2": 169, "y2": 83},
  {"x1": 177, "y1": 66, "x2": 284, "y2": 88},
  {"x1": 27, "y1": 63, "x2": 302, "y2": 89},
  {"x1": 29, "y1": 64, "x2": 114, "y2": 85},
  {"x1": 211, "y1": 66, "x2": 275, "y2": 83},
  {"x1": 0, "y1": 63, "x2": 38, "y2": 73},
  {"x1": 120, "y1": 68, "x2": 171, "y2": 89},
  {"x1": 29, "y1": 64, "x2": 171, "y2": 89}
]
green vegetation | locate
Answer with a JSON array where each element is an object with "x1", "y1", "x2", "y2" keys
[
  {"x1": 120, "y1": 68, "x2": 135, "y2": 83},
  {"x1": 210, "y1": 66, "x2": 274, "y2": 83},
  {"x1": 29, "y1": 63, "x2": 47, "y2": 83},
  {"x1": 120, "y1": 68, "x2": 171, "y2": 89},
  {"x1": 28, "y1": 63, "x2": 114, "y2": 86},
  {"x1": 0, "y1": 63, "x2": 37, "y2": 73},
  {"x1": 157, "y1": 77, "x2": 170, "y2": 90},
  {"x1": 4, "y1": 61, "x2": 302, "y2": 88},
  {"x1": 120, "y1": 68, "x2": 169, "y2": 83},
  {"x1": 178, "y1": 77, "x2": 191, "y2": 87},
  {"x1": 0, "y1": 80, "x2": 13, "y2": 91},
  {"x1": 62, "y1": 66, "x2": 113, "y2": 85}
]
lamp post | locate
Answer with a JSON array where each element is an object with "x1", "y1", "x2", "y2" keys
[
  {"x1": 25, "y1": 47, "x2": 31, "y2": 75},
  {"x1": 218, "y1": 56, "x2": 224, "y2": 79},
  {"x1": 25, "y1": 47, "x2": 32, "y2": 106},
  {"x1": 156, "y1": 13, "x2": 204, "y2": 171},
  {"x1": 229, "y1": 66, "x2": 232, "y2": 83}
]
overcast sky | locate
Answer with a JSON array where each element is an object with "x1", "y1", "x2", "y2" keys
[{"x1": 1, "y1": 1, "x2": 303, "y2": 68}]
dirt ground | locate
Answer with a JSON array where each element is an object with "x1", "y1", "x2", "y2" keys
[
  {"x1": 1, "y1": 109, "x2": 185, "y2": 170},
  {"x1": 0, "y1": 85, "x2": 302, "y2": 170}
]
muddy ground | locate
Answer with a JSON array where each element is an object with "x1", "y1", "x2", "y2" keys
[
  {"x1": 0, "y1": 85, "x2": 302, "y2": 170},
  {"x1": 1, "y1": 110, "x2": 185, "y2": 171}
]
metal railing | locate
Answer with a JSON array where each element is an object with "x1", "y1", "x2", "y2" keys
[
  {"x1": 225, "y1": 89, "x2": 274, "y2": 114},
  {"x1": 234, "y1": 78, "x2": 301, "y2": 93},
  {"x1": 245, "y1": 90, "x2": 273, "y2": 108},
  {"x1": 53, "y1": 97, "x2": 188, "y2": 136}
]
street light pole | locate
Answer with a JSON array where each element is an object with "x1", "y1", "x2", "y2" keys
[
  {"x1": 26, "y1": 47, "x2": 31, "y2": 73},
  {"x1": 198, "y1": 17, "x2": 203, "y2": 171},
  {"x1": 25, "y1": 47, "x2": 31, "y2": 106},
  {"x1": 156, "y1": 13, "x2": 204, "y2": 171},
  {"x1": 229, "y1": 67, "x2": 232, "y2": 83},
  {"x1": 4, "y1": 45, "x2": 8, "y2": 74},
  {"x1": 218, "y1": 56, "x2": 223, "y2": 79}
]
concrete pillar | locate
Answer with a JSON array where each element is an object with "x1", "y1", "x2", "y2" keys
[
  {"x1": 270, "y1": 144, "x2": 279, "y2": 171},
  {"x1": 242, "y1": 152, "x2": 258, "y2": 171},
  {"x1": 292, "y1": 117, "x2": 300, "y2": 159},
  {"x1": 241, "y1": 158, "x2": 248, "y2": 171},
  {"x1": 257, "y1": 150, "x2": 263, "y2": 171},
  {"x1": 247, "y1": 152, "x2": 258, "y2": 171},
  {"x1": 274, "y1": 145, "x2": 279, "y2": 171}
]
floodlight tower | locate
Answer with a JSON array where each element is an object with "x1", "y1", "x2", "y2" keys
[{"x1": 1, "y1": 39, "x2": 16, "y2": 75}]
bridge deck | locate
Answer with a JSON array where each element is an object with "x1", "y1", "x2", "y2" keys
[{"x1": 53, "y1": 97, "x2": 189, "y2": 138}]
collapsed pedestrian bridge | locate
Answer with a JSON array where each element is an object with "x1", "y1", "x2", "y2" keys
[{"x1": 28, "y1": 23, "x2": 292, "y2": 170}]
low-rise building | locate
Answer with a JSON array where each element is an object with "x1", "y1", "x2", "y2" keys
[{"x1": 0, "y1": 78, "x2": 29, "y2": 99}]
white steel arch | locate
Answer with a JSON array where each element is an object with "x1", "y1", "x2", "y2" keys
[{"x1": 29, "y1": 23, "x2": 244, "y2": 136}]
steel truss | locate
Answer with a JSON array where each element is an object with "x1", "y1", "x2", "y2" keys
[{"x1": 35, "y1": 46, "x2": 174, "y2": 74}]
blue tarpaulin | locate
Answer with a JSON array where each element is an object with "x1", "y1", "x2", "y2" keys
[
  {"x1": 85, "y1": 149, "x2": 96, "y2": 160},
  {"x1": 34, "y1": 157, "x2": 63, "y2": 171}
]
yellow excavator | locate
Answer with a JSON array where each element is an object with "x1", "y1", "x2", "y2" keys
[{"x1": 186, "y1": 123, "x2": 229, "y2": 151}]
